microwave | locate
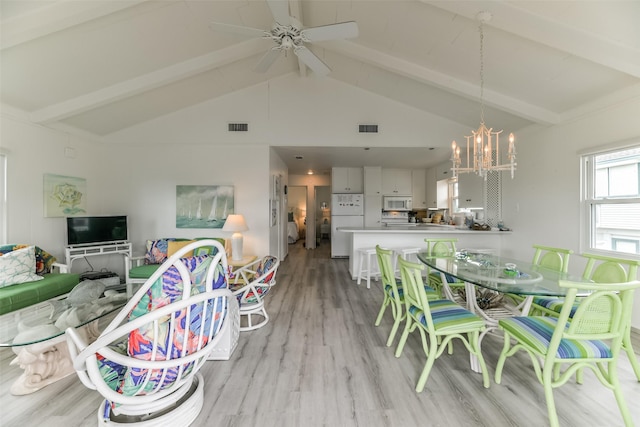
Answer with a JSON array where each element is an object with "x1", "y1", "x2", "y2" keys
[{"x1": 383, "y1": 196, "x2": 413, "y2": 211}]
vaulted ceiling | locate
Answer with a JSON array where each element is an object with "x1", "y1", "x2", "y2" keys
[{"x1": 2, "y1": 1, "x2": 639, "y2": 172}]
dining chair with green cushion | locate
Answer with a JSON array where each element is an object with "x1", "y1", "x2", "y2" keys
[
  {"x1": 394, "y1": 256, "x2": 490, "y2": 392},
  {"x1": 495, "y1": 279, "x2": 640, "y2": 427},
  {"x1": 530, "y1": 253, "x2": 640, "y2": 381},
  {"x1": 374, "y1": 245, "x2": 438, "y2": 347},
  {"x1": 423, "y1": 238, "x2": 464, "y2": 300}
]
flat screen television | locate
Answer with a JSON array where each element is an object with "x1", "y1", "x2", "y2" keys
[{"x1": 66, "y1": 216, "x2": 128, "y2": 246}]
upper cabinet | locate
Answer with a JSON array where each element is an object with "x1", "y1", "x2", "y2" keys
[
  {"x1": 457, "y1": 173, "x2": 484, "y2": 208},
  {"x1": 382, "y1": 168, "x2": 412, "y2": 195},
  {"x1": 411, "y1": 169, "x2": 427, "y2": 209},
  {"x1": 332, "y1": 167, "x2": 363, "y2": 193},
  {"x1": 364, "y1": 166, "x2": 382, "y2": 195},
  {"x1": 426, "y1": 167, "x2": 437, "y2": 208}
]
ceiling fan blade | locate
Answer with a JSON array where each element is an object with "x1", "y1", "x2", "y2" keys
[
  {"x1": 301, "y1": 21, "x2": 359, "y2": 42},
  {"x1": 294, "y1": 46, "x2": 331, "y2": 76},
  {"x1": 254, "y1": 48, "x2": 282, "y2": 73},
  {"x1": 210, "y1": 22, "x2": 267, "y2": 38},
  {"x1": 266, "y1": 0, "x2": 291, "y2": 26}
]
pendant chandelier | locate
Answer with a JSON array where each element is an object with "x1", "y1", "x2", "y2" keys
[{"x1": 451, "y1": 12, "x2": 516, "y2": 180}]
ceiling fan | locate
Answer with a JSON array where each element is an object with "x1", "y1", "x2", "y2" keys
[{"x1": 210, "y1": 0, "x2": 358, "y2": 76}]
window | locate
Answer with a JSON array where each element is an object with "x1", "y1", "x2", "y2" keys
[{"x1": 581, "y1": 144, "x2": 640, "y2": 258}]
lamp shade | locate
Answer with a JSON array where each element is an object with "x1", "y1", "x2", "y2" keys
[
  {"x1": 222, "y1": 214, "x2": 248, "y2": 232},
  {"x1": 223, "y1": 214, "x2": 248, "y2": 261}
]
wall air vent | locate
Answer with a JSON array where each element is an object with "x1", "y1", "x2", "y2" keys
[
  {"x1": 228, "y1": 123, "x2": 248, "y2": 132},
  {"x1": 359, "y1": 124, "x2": 378, "y2": 133}
]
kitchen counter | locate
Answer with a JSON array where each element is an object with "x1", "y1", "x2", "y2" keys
[
  {"x1": 336, "y1": 226, "x2": 511, "y2": 279},
  {"x1": 344, "y1": 224, "x2": 506, "y2": 232}
]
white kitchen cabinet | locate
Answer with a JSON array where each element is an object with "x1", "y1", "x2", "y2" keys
[
  {"x1": 457, "y1": 173, "x2": 484, "y2": 208},
  {"x1": 437, "y1": 179, "x2": 449, "y2": 209},
  {"x1": 364, "y1": 166, "x2": 382, "y2": 195},
  {"x1": 411, "y1": 169, "x2": 427, "y2": 209},
  {"x1": 436, "y1": 162, "x2": 453, "y2": 181},
  {"x1": 332, "y1": 167, "x2": 363, "y2": 193},
  {"x1": 426, "y1": 167, "x2": 437, "y2": 208},
  {"x1": 364, "y1": 195, "x2": 382, "y2": 227},
  {"x1": 381, "y1": 168, "x2": 412, "y2": 195}
]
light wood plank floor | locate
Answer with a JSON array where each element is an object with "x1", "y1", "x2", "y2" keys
[{"x1": 1, "y1": 240, "x2": 639, "y2": 426}]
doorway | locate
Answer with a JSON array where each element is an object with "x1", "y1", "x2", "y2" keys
[
  {"x1": 315, "y1": 186, "x2": 331, "y2": 247},
  {"x1": 287, "y1": 186, "x2": 307, "y2": 247}
]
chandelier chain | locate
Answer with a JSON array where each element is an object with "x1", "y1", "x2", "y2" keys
[
  {"x1": 479, "y1": 21, "x2": 485, "y2": 125},
  {"x1": 450, "y1": 11, "x2": 516, "y2": 180}
]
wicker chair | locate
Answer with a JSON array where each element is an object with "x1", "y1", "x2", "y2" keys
[{"x1": 66, "y1": 239, "x2": 234, "y2": 426}]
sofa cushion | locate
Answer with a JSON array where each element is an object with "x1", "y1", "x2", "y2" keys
[
  {"x1": 0, "y1": 272, "x2": 81, "y2": 315},
  {"x1": 0, "y1": 246, "x2": 43, "y2": 288},
  {"x1": 128, "y1": 264, "x2": 161, "y2": 279},
  {"x1": 166, "y1": 240, "x2": 195, "y2": 258},
  {"x1": 143, "y1": 239, "x2": 173, "y2": 265},
  {"x1": 0, "y1": 244, "x2": 57, "y2": 275}
]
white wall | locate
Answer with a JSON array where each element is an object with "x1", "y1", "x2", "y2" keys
[
  {"x1": 1, "y1": 113, "x2": 270, "y2": 276},
  {"x1": 502, "y1": 97, "x2": 640, "y2": 327},
  {"x1": 104, "y1": 73, "x2": 470, "y2": 149},
  {"x1": 1, "y1": 113, "x2": 109, "y2": 263},
  {"x1": 269, "y1": 148, "x2": 288, "y2": 260}
]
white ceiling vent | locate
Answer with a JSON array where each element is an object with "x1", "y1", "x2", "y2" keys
[
  {"x1": 228, "y1": 123, "x2": 248, "y2": 132},
  {"x1": 359, "y1": 124, "x2": 378, "y2": 133}
]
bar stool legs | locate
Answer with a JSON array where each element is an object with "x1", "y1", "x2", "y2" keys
[{"x1": 356, "y1": 247, "x2": 379, "y2": 289}]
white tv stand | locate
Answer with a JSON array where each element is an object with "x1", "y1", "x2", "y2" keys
[{"x1": 65, "y1": 242, "x2": 132, "y2": 279}]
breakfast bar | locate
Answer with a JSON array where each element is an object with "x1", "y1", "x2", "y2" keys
[{"x1": 338, "y1": 224, "x2": 511, "y2": 279}]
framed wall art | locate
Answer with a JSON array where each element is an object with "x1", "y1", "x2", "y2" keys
[
  {"x1": 272, "y1": 174, "x2": 281, "y2": 200},
  {"x1": 43, "y1": 173, "x2": 87, "y2": 217},
  {"x1": 270, "y1": 199, "x2": 278, "y2": 227},
  {"x1": 176, "y1": 185, "x2": 234, "y2": 229}
]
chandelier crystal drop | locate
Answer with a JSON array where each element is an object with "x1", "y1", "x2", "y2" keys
[{"x1": 451, "y1": 12, "x2": 516, "y2": 180}]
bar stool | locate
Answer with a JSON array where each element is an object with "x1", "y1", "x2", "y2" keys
[
  {"x1": 355, "y1": 247, "x2": 380, "y2": 289},
  {"x1": 390, "y1": 246, "x2": 422, "y2": 275}
]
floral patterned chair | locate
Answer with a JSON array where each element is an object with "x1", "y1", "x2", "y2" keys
[
  {"x1": 230, "y1": 256, "x2": 280, "y2": 331},
  {"x1": 65, "y1": 239, "x2": 235, "y2": 426}
]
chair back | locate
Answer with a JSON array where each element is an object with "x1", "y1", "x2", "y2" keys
[
  {"x1": 532, "y1": 244, "x2": 573, "y2": 273},
  {"x1": 581, "y1": 253, "x2": 640, "y2": 283},
  {"x1": 66, "y1": 239, "x2": 233, "y2": 411},
  {"x1": 375, "y1": 245, "x2": 397, "y2": 290},
  {"x1": 549, "y1": 280, "x2": 640, "y2": 363},
  {"x1": 398, "y1": 257, "x2": 433, "y2": 330},
  {"x1": 237, "y1": 256, "x2": 280, "y2": 305},
  {"x1": 424, "y1": 238, "x2": 457, "y2": 256}
]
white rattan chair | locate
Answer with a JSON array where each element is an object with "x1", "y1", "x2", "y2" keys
[
  {"x1": 230, "y1": 256, "x2": 280, "y2": 331},
  {"x1": 65, "y1": 239, "x2": 234, "y2": 426}
]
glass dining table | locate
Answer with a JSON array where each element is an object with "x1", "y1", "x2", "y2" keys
[{"x1": 417, "y1": 250, "x2": 591, "y2": 372}]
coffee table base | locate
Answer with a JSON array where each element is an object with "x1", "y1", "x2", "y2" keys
[{"x1": 9, "y1": 321, "x2": 100, "y2": 395}]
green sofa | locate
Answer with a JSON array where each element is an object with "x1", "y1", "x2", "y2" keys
[
  {"x1": 0, "y1": 266, "x2": 80, "y2": 315},
  {"x1": 0, "y1": 244, "x2": 81, "y2": 315}
]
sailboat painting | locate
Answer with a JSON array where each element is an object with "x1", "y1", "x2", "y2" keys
[{"x1": 176, "y1": 185, "x2": 234, "y2": 229}]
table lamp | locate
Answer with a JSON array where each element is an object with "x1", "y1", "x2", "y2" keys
[{"x1": 223, "y1": 214, "x2": 248, "y2": 261}]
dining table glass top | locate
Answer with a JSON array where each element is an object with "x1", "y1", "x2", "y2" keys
[{"x1": 417, "y1": 250, "x2": 590, "y2": 297}]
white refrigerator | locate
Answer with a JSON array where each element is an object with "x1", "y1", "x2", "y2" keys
[{"x1": 331, "y1": 194, "x2": 364, "y2": 258}]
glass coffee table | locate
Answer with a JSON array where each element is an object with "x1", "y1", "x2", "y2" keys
[{"x1": 0, "y1": 291, "x2": 127, "y2": 395}]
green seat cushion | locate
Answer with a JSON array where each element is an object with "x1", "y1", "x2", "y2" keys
[
  {"x1": 0, "y1": 273, "x2": 80, "y2": 315},
  {"x1": 499, "y1": 316, "x2": 612, "y2": 359},
  {"x1": 128, "y1": 264, "x2": 161, "y2": 279},
  {"x1": 408, "y1": 299, "x2": 485, "y2": 331}
]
